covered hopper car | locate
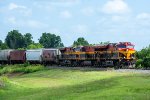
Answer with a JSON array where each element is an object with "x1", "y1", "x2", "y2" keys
[
  {"x1": 26, "y1": 49, "x2": 43, "y2": 64},
  {"x1": 42, "y1": 49, "x2": 61, "y2": 65},
  {"x1": 10, "y1": 50, "x2": 26, "y2": 64},
  {"x1": 0, "y1": 49, "x2": 13, "y2": 64}
]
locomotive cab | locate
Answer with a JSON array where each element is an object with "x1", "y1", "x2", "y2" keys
[
  {"x1": 117, "y1": 42, "x2": 135, "y2": 59},
  {"x1": 117, "y1": 42, "x2": 136, "y2": 67}
]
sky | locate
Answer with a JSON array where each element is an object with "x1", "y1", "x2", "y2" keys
[{"x1": 0, "y1": 0, "x2": 150, "y2": 50}]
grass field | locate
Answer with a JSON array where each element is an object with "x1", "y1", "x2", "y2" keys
[{"x1": 0, "y1": 68, "x2": 150, "y2": 100}]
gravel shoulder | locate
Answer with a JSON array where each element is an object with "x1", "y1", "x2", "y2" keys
[
  {"x1": 47, "y1": 66, "x2": 150, "y2": 74},
  {"x1": 115, "y1": 69, "x2": 150, "y2": 74}
]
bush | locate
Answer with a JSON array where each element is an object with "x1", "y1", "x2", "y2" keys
[
  {"x1": 24, "y1": 62, "x2": 30, "y2": 67},
  {"x1": 135, "y1": 59, "x2": 143, "y2": 68},
  {"x1": 0, "y1": 65, "x2": 45, "y2": 75},
  {"x1": 142, "y1": 57, "x2": 150, "y2": 69},
  {"x1": 0, "y1": 66, "x2": 13, "y2": 75},
  {"x1": 24, "y1": 65, "x2": 44, "y2": 73}
]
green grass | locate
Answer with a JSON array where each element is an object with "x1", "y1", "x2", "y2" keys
[
  {"x1": 0, "y1": 65, "x2": 45, "y2": 75},
  {"x1": 0, "y1": 68, "x2": 150, "y2": 100}
]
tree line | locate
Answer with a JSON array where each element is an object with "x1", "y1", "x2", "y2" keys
[
  {"x1": 0, "y1": 30, "x2": 90, "y2": 50},
  {"x1": 136, "y1": 45, "x2": 150, "y2": 68},
  {"x1": 0, "y1": 30, "x2": 63, "y2": 49}
]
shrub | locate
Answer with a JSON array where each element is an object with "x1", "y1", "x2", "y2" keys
[
  {"x1": 12, "y1": 67, "x2": 25, "y2": 73},
  {"x1": 24, "y1": 62, "x2": 30, "y2": 67},
  {"x1": 0, "y1": 66, "x2": 13, "y2": 75},
  {"x1": 24, "y1": 65, "x2": 44, "y2": 73},
  {"x1": 135, "y1": 59, "x2": 143, "y2": 68},
  {"x1": 142, "y1": 57, "x2": 150, "y2": 69},
  {"x1": 0, "y1": 65, "x2": 45, "y2": 75}
]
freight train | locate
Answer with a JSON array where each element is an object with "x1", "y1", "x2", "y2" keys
[{"x1": 0, "y1": 42, "x2": 136, "y2": 68}]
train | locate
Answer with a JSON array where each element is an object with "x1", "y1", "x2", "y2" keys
[{"x1": 0, "y1": 42, "x2": 136, "y2": 68}]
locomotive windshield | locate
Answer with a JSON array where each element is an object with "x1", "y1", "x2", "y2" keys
[
  {"x1": 127, "y1": 45, "x2": 134, "y2": 49},
  {"x1": 117, "y1": 45, "x2": 126, "y2": 48},
  {"x1": 117, "y1": 45, "x2": 134, "y2": 49}
]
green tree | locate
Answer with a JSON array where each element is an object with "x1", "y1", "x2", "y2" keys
[
  {"x1": 27, "y1": 43, "x2": 43, "y2": 49},
  {"x1": 1, "y1": 43, "x2": 8, "y2": 49},
  {"x1": 73, "y1": 37, "x2": 89, "y2": 47},
  {"x1": 142, "y1": 57, "x2": 150, "y2": 69},
  {"x1": 5, "y1": 30, "x2": 25, "y2": 49},
  {"x1": 99, "y1": 41, "x2": 110, "y2": 45},
  {"x1": 136, "y1": 45, "x2": 150, "y2": 68},
  {"x1": 0, "y1": 40, "x2": 3, "y2": 48},
  {"x1": 135, "y1": 59, "x2": 143, "y2": 68},
  {"x1": 136, "y1": 45, "x2": 150, "y2": 59},
  {"x1": 0, "y1": 40, "x2": 2, "y2": 47},
  {"x1": 39, "y1": 33, "x2": 64, "y2": 48},
  {"x1": 0, "y1": 40, "x2": 8, "y2": 50},
  {"x1": 24, "y1": 33, "x2": 33, "y2": 48}
]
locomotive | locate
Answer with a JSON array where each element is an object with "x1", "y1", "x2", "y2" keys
[
  {"x1": 59, "y1": 42, "x2": 136, "y2": 68},
  {"x1": 0, "y1": 42, "x2": 136, "y2": 68}
]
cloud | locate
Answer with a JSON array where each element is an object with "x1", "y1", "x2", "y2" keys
[
  {"x1": 136, "y1": 13, "x2": 150, "y2": 20},
  {"x1": 102, "y1": 0, "x2": 130, "y2": 14},
  {"x1": 60, "y1": 10, "x2": 72, "y2": 19},
  {"x1": 7, "y1": 3, "x2": 32, "y2": 16},
  {"x1": 74, "y1": 24, "x2": 88, "y2": 34},
  {"x1": 6, "y1": 17, "x2": 48, "y2": 29},
  {"x1": 48, "y1": 0, "x2": 80, "y2": 6},
  {"x1": 33, "y1": 0, "x2": 80, "y2": 8},
  {"x1": 111, "y1": 15, "x2": 129, "y2": 22},
  {"x1": 136, "y1": 13, "x2": 150, "y2": 26},
  {"x1": 8, "y1": 3, "x2": 26, "y2": 10},
  {"x1": 81, "y1": 7, "x2": 95, "y2": 16},
  {"x1": 112, "y1": 15, "x2": 123, "y2": 21}
]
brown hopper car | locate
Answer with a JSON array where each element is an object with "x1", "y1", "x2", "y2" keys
[{"x1": 10, "y1": 50, "x2": 26, "y2": 64}]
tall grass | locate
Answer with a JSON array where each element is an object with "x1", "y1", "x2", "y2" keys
[
  {"x1": 0, "y1": 76, "x2": 9, "y2": 88},
  {"x1": 0, "y1": 64, "x2": 45, "y2": 75}
]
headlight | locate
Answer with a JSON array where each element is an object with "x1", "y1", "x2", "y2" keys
[{"x1": 124, "y1": 57, "x2": 126, "y2": 58}]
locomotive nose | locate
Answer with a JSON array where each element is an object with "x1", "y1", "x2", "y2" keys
[{"x1": 126, "y1": 50, "x2": 136, "y2": 60}]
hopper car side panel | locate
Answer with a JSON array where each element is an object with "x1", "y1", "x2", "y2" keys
[
  {"x1": 0, "y1": 50, "x2": 13, "y2": 64},
  {"x1": 42, "y1": 49, "x2": 61, "y2": 64},
  {"x1": 10, "y1": 50, "x2": 26, "y2": 64},
  {"x1": 26, "y1": 50, "x2": 42, "y2": 64}
]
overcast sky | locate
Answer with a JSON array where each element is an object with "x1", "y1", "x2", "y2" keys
[{"x1": 0, "y1": 0, "x2": 150, "y2": 50}]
